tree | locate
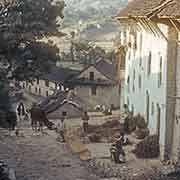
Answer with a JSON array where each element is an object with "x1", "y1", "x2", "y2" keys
[
  {"x1": 0, "y1": 0, "x2": 65, "y2": 115},
  {"x1": 0, "y1": 0, "x2": 65, "y2": 81},
  {"x1": 69, "y1": 41, "x2": 114, "y2": 65}
]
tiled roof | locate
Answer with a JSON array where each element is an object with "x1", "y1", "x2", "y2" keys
[
  {"x1": 95, "y1": 60, "x2": 117, "y2": 81},
  {"x1": 40, "y1": 91, "x2": 90, "y2": 114},
  {"x1": 158, "y1": 0, "x2": 180, "y2": 17},
  {"x1": 68, "y1": 60, "x2": 117, "y2": 86},
  {"x1": 0, "y1": 0, "x2": 16, "y2": 8},
  {"x1": 42, "y1": 67, "x2": 79, "y2": 84},
  {"x1": 117, "y1": 0, "x2": 180, "y2": 19}
]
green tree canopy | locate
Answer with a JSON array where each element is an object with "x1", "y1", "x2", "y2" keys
[
  {"x1": 0, "y1": 0, "x2": 65, "y2": 81},
  {"x1": 0, "y1": 0, "x2": 65, "y2": 114}
]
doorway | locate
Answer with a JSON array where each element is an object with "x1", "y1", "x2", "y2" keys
[{"x1": 156, "y1": 104, "x2": 161, "y2": 139}]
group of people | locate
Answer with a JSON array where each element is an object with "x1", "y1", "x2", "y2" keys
[
  {"x1": 109, "y1": 104, "x2": 132, "y2": 164},
  {"x1": 7, "y1": 101, "x2": 48, "y2": 135},
  {"x1": 110, "y1": 132, "x2": 129, "y2": 163}
]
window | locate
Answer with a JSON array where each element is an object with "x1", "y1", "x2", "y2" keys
[
  {"x1": 138, "y1": 74, "x2": 142, "y2": 89},
  {"x1": 133, "y1": 84, "x2": 135, "y2": 92},
  {"x1": 131, "y1": 104, "x2": 134, "y2": 115},
  {"x1": 139, "y1": 57, "x2": 142, "y2": 67},
  {"x1": 133, "y1": 69, "x2": 136, "y2": 80},
  {"x1": 139, "y1": 33, "x2": 143, "y2": 53},
  {"x1": 89, "y1": 72, "x2": 94, "y2": 81},
  {"x1": 55, "y1": 82, "x2": 58, "y2": 89},
  {"x1": 35, "y1": 87, "x2": 38, "y2": 93},
  {"x1": 46, "y1": 91, "x2": 49, "y2": 97},
  {"x1": 127, "y1": 75, "x2": 130, "y2": 93},
  {"x1": 39, "y1": 88, "x2": 41, "y2": 95},
  {"x1": 151, "y1": 102, "x2": 154, "y2": 115},
  {"x1": 91, "y1": 86, "x2": 97, "y2": 95},
  {"x1": 45, "y1": 80, "x2": 49, "y2": 87},
  {"x1": 37, "y1": 78, "x2": 39, "y2": 85},
  {"x1": 128, "y1": 51, "x2": 131, "y2": 61},
  {"x1": 127, "y1": 97, "x2": 130, "y2": 106},
  {"x1": 158, "y1": 56, "x2": 162, "y2": 88},
  {"x1": 147, "y1": 52, "x2": 152, "y2": 76},
  {"x1": 133, "y1": 69, "x2": 135, "y2": 92},
  {"x1": 146, "y1": 91, "x2": 150, "y2": 124}
]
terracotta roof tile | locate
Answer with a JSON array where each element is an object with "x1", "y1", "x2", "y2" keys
[
  {"x1": 158, "y1": 0, "x2": 180, "y2": 17},
  {"x1": 117, "y1": 0, "x2": 165, "y2": 18},
  {"x1": 117, "y1": 0, "x2": 180, "y2": 19}
]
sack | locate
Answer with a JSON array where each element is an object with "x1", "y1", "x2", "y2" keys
[{"x1": 119, "y1": 154, "x2": 126, "y2": 163}]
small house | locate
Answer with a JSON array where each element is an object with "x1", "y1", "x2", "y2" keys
[{"x1": 68, "y1": 60, "x2": 120, "y2": 109}]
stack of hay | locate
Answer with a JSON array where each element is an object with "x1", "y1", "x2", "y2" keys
[{"x1": 133, "y1": 135, "x2": 160, "y2": 158}]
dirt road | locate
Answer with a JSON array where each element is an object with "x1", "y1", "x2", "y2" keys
[{"x1": 0, "y1": 129, "x2": 95, "y2": 180}]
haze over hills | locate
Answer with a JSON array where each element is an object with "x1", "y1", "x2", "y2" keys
[
  {"x1": 63, "y1": 0, "x2": 127, "y2": 26},
  {"x1": 62, "y1": 0, "x2": 127, "y2": 42}
]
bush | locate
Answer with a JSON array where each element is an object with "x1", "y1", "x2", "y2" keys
[
  {"x1": 133, "y1": 135, "x2": 160, "y2": 158},
  {"x1": 134, "y1": 114, "x2": 148, "y2": 129}
]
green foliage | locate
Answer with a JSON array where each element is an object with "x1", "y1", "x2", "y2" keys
[
  {"x1": 0, "y1": 0, "x2": 65, "y2": 81},
  {"x1": 65, "y1": 41, "x2": 114, "y2": 64},
  {"x1": 0, "y1": 0, "x2": 64, "y2": 114}
]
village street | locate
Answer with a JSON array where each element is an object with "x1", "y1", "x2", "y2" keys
[{"x1": 0, "y1": 127, "x2": 96, "y2": 180}]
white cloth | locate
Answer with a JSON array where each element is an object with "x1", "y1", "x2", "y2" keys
[{"x1": 57, "y1": 121, "x2": 66, "y2": 132}]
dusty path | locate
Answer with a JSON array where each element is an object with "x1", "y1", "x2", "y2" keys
[{"x1": 0, "y1": 129, "x2": 95, "y2": 180}]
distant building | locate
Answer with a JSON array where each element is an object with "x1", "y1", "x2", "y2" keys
[
  {"x1": 21, "y1": 60, "x2": 120, "y2": 111},
  {"x1": 68, "y1": 60, "x2": 120, "y2": 109},
  {"x1": 20, "y1": 68, "x2": 79, "y2": 97},
  {"x1": 39, "y1": 91, "x2": 86, "y2": 119},
  {"x1": 117, "y1": 0, "x2": 180, "y2": 160}
]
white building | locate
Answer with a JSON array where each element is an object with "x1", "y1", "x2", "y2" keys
[
  {"x1": 117, "y1": 0, "x2": 180, "y2": 160},
  {"x1": 68, "y1": 60, "x2": 120, "y2": 109},
  {"x1": 20, "y1": 68, "x2": 79, "y2": 97}
]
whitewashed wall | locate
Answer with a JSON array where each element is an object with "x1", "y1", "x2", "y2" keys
[
  {"x1": 172, "y1": 35, "x2": 180, "y2": 160},
  {"x1": 20, "y1": 79, "x2": 62, "y2": 97},
  {"x1": 122, "y1": 23, "x2": 168, "y2": 148},
  {"x1": 74, "y1": 85, "x2": 120, "y2": 109}
]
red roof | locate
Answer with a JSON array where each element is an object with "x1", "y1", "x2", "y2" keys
[{"x1": 117, "y1": 0, "x2": 180, "y2": 19}]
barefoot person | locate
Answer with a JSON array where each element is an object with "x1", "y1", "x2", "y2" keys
[
  {"x1": 57, "y1": 112, "x2": 67, "y2": 142},
  {"x1": 82, "y1": 111, "x2": 89, "y2": 133}
]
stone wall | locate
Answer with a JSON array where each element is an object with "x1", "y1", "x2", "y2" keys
[{"x1": 74, "y1": 85, "x2": 120, "y2": 109}]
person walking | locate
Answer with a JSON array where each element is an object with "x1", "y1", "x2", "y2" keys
[
  {"x1": 16, "y1": 102, "x2": 26, "y2": 121},
  {"x1": 6, "y1": 110, "x2": 17, "y2": 135},
  {"x1": 57, "y1": 112, "x2": 67, "y2": 142},
  {"x1": 82, "y1": 111, "x2": 89, "y2": 133},
  {"x1": 115, "y1": 135, "x2": 126, "y2": 163}
]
